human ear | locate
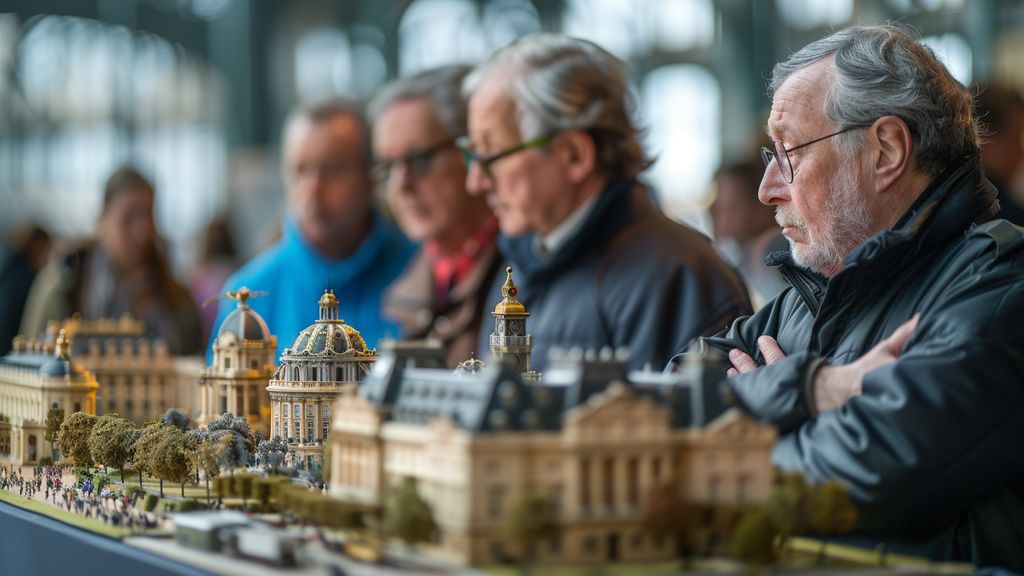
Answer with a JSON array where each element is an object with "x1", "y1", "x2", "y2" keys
[
  {"x1": 558, "y1": 130, "x2": 598, "y2": 185},
  {"x1": 869, "y1": 116, "x2": 913, "y2": 193}
]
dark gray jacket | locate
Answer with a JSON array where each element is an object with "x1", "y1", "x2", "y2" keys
[
  {"x1": 705, "y1": 159, "x2": 1024, "y2": 569},
  {"x1": 478, "y1": 177, "x2": 752, "y2": 372}
]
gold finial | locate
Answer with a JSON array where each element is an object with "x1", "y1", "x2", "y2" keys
[
  {"x1": 55, "y1": 329, "x2": 71, "y2": 360},
  {"x1": 229, "y1": 286, "x2": 252, "y2": 307},
  {"x1": 492, "y1": 266, "x2": 529, "y2": 317},
  {"x1": 319, "y1": 289, "x2": 341, "y2": 322},
  {"x1": 319, "y1": 289, "x2": 339, "y2": 308}
]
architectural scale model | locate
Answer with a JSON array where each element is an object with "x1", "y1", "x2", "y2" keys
[
  {"x1": 267, "y1": 289, "x2": 376, "y2": 468},
  {"x1": 197, "y1": 287, "x2": 277, "y2": 435},
  {"x1": 41, "y1": 314, "x2": 180, "y2": 424},
  {"x1": 328, "y1": 268, "x2": 777, "y2": 565},
  {"x1": 0, "y1": 330, "x2": 97, "y2": 463}
]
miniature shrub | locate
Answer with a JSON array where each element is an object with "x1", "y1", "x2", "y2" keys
[
  {"x1": 178, "y1": 499, "x2": 208, "y2": 512},
  {"x1": 39, "y1": 457, "x2": 53, "y2": 467},
  {"x1": 143, "y1": 494, "x2": 159, "y2": 512}
]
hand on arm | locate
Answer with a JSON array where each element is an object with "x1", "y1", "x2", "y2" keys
[{"x1": 727, "y1": 314, "x2": 920, "y2": 414}]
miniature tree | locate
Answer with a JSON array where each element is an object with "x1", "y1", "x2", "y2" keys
[
  {"x1": 504, "y1": 492, "x2": 559, "y2": 570},
  {"x1": 763, "y1": 470, "x2": 811, "y2": 557},
  {"x1": 132, "y1": 422, "x2": 169, "y2": 491},
  {"x1": 152, "y1": 426, "x2": 195, "y2": 498},
  {"x1": 44, "y1": 406, "x2": 64, "y2": 459},
  {"x1": 808, "y1": 480, "x2": 858, "y2": 563},
  {"x1": 161, "y1": 408, "x2": 192, "y2": 432},
  {"x1": 643, "y1": 478, "x2": 700, "y2": 568},
  {"x1": 383, "y1": 477, "x2": 437, "y2": 547},
  {"x1": 88, "y1": 414, "x2": 140, "y2": 482},
  {"x1": 203, "y1": 412, "x2": 256, "y2": 469},
  {"x1": 57, "y1": 411, "x2": 97, "y2": 467},
  {"x1": 258, "y1": 435, "x2": 290, "y2": 475},
  {"x1": 0, "y1": 414, "x2": 11, "y2": 456},
  {"x1": 731, "y1": 507, "x2": 779, "y2": 571},
  {"x1": 191, "y1": 436, "x2": 227, "y2": 504}
]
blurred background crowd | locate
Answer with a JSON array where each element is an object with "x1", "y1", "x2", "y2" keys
[{"x1": 1, "y1": 0, "x2": 1023, "y2": 358}]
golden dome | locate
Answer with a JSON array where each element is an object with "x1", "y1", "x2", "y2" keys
[
  {"x1": 492, "y1": 266, "x2": 529, "y2": 317},
  {"x1": 284, "y1": 291, "x2": 372, "y2": 358}
]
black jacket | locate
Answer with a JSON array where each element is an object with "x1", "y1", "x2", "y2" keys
[
  {"x1": 478, "y1": 177, "x2": 752, "y2": 372},
  {"x1": 705, "y1": 159, "x2": 1024, "y2": 569}
]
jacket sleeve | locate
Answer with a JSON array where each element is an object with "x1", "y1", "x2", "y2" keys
[
  {"x1": 700, "y1": 290, "x2": 822, "y2": 432},
  {"x1": 773, "y1": 278, "x2": 1024, "y2": 533}
]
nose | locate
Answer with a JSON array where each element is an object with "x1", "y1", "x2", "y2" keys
[
  {"x1": 465, "y1": 160, "x2": 491, "y2": 197},
  {"x1": 758, "y1": 163, "x2": 789, "y2": 207},
  {"x1": 393, "y1": 162, "x2": 416, "y2": 193}
]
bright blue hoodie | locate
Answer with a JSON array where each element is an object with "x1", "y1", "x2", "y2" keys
[{"x1": 209, "y1": 213, "x2": 417, "y2": 362}]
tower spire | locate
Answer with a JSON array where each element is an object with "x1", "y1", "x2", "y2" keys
[{"x1": 489, "y1": 266, "x2": 532, "y2": 374}]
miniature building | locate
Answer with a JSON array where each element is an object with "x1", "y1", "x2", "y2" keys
[
  {"x1": 329, "y1": 345, "x2": 775, "y2": 565},
  {"x1": 198, "y1": 288, "x2": 277, "y2": 435},
  {"x1": 47, "y1": 314, "x2": 176, "y2": 424},
  {"x1": 266, "y1": 290, "x2": 376, "y2": 468},
  {"x1": 489, "y1": 266, "x2": 532, "y2": 374},
  {"x1": 0, "y1": 331, "x2": 98, "y2": 463}
]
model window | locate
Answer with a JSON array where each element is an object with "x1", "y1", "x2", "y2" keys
[
  {"x1": 322, "y1": 421, "x2": 330, "y2": 439},
  {"x1": 224, "y1": 357, "x2": 231, "y2": 370},
  {"x1": 311, "y1": 366, "x2": 318, "y2": 381},
  {"x1": 306, "y1": 404, "x2": 314, "y2": 417},
  {"x1": 322, "y1": 404, "x2": 330, "y2": 418},
  {"x1": 293, "y1": 405, "x2": 301, "y2": 419},
  {"x1": 306, "y1": 421, "x2": 314, "y2": 441},
  {"x1": 294, "y1": 421, "x2": 300, "y2": 440}
]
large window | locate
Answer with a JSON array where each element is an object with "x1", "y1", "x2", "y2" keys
[
  {"x1": 641, "y1": 65, "x2": 721, "y2": 218},
  {"x1": 1, "y1": 16, "x2": 226, "y2": 262}
]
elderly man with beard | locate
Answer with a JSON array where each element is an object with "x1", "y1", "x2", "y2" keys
[{"x1": 704, "y1": 25, "x2": 1024, "y2": 568}]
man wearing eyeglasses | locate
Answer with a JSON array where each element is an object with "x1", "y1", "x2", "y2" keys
[
  {"x1": 704, "y1": 25, "x2": 1024, "y2": 568},
  {"x1": 372, "y1": 65, "x2": 501, "y2": 367},
  {"x1": 211, "y1": 100, "x2": 416, "y2": 359},
  {"x1": 461, "y1": 33, "x2": 752, "y2": 373}
]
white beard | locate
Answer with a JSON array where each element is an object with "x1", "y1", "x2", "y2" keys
[{"x1": 779, "y1": 155, "x2": 873, "y2": 276}]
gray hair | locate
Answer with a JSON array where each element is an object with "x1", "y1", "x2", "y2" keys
[
  {"x1": 368, "y1": 65, "x2": 472, "y2": 139},
  {"x1": 463, "y1": 33, "x2": 651, "y2": 179},
  {"x1": 769, "y1": 24, "x2": 980, "y2": 176},
  {"x1": 284, "y1": 98, "x2": 372, "y2": 171}
]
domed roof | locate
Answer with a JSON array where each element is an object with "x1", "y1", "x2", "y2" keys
[
  {"x1": 217, "y1": 287, "x2": 272, "y2": 342},
  {"x1": 40, "y1": 329, "x2": 83, "y2": 378},
  {"x1": 286, "y1": 290, "x2": 372, "y2": 358}
]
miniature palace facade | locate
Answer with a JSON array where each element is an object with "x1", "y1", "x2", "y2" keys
[
  {"x1": 267, "y1": 290, "x2": 376, "y2": 468},
  {"x1": 0, "y1": 330, "x2": 97, "y2": 463},
  {"x1": 328, "y1": 268, "x2": 776, "y2": 565},
  {"x1": 198, "y1": 287, "x2": 277, "y2": 436}
]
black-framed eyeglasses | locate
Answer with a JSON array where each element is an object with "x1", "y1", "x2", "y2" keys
[
  {"x1": 760, "y1": 124, "x2": 871, "y2": 183},
  {"x1": 373, "y1": 137, "x2": 458, "y2": 182},
  {"x1": 456, "y1": 133, "x2": 557, "y2": 179}
]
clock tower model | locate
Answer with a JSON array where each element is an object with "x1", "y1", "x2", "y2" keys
[{"x1": 489, "y1": 266, "x2": 532, "y2": 373}]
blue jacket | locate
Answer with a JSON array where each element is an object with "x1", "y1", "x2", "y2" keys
[{"x1": 210, "y1": 214, "x2": 416, "y2": 361}]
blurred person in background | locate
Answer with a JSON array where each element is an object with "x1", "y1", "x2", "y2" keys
[
  {"x1": 189, "y1": 216, "x2": 239, "y2": 346},
  {"x1": 462, "y1": 33, "x2": 751, "y2": 372},
  {"x1": 974, "y1": 82, "x2": 1024, "y2": 224},
  {"x1": 372, "y1": 65, "x2": 501, "y2": 367},
  {"x1": 0, "y1": 225, "x2": 52, "y2": 355},
  {"x1": 211, "y1": 100, "x2": 416, "y2": 359},
  {"x1": 710, "y1": 160, "x2": 788, "y2": 306},
  {"x1": 20, "y1": 167, "x2": 202, "y2": 354}
]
